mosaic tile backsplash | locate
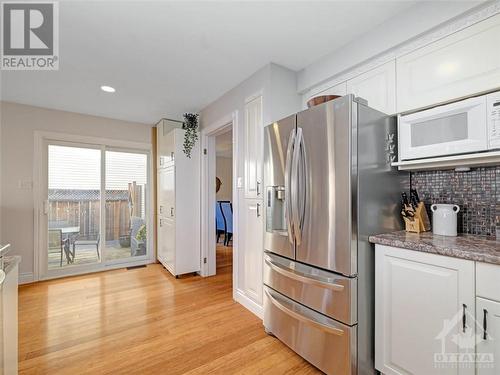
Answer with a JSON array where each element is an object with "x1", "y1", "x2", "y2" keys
[{"x1": 410, "y1": 167, "x2": 499, "y2": 238}]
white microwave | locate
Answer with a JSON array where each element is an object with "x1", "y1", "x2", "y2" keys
[{"x1": 398, "y1": 91, "x2": 500, "y2": 161}]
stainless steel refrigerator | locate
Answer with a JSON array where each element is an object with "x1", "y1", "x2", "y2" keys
[{"x1": 263, "y1": 95, "x2": 406, "y2": 375}]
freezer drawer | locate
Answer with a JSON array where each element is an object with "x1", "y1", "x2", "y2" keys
[
  {"x1": 264, "y1": 286, "x2": 357, "y2": 375},
  {"x1": 264, "y1": 252, "x2": 357, "y2": 325}
]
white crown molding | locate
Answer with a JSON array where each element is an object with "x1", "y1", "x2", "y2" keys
[{"x1": 306, "y1": 1, "x2": 500, "y2": 98}]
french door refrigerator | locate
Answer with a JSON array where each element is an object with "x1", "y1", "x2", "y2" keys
[{"x1": 263, "y1": 95, "x2": 405, "y2": 375}]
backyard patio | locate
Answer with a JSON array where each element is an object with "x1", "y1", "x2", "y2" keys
[
  {"x1": 47, "y1": 183, "x2": 147, "y2": 270},
  {"x1": 48, "y1": 241, "x2": 134, "y2": 270}
]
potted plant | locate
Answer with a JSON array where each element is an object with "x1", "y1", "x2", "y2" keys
[
  {"x1": 182, "y1": 112, "x2": 199, "y2": 158},
  {"x1": 119, "y1": 235, "x2": 131, "y2": 248}
]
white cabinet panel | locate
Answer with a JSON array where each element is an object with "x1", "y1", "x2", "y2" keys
[
  {"x1": 157, "y1": 119, "x2": 179, "y2": 168},
  {"x1": 346, "y1": 60, "x2": 396, "y2": 114},
  {"x1": 3, "y1": 262, "x2": 18, "y2": 375},
  {"x1": 397, "y1": 13, "x2": 500, "y2": 113},
  {"x1": 163, "y1": 217, "x2": 176, "y2": 272},
  {"x1": 158, "y1": 166, "x2": 174, "y2": 217},
  {"x1": 243, "y1": 199, "x2": 263, "y2": 304},
  {"x1": 244, "y1": 96, "x2": 263, "y2": 199},
  {"x1": 375, "y1": 245, "x2": 475, "y2": 375},
  {"x1": 476, "y1": 297, "x2": 500, "y2": 375},
  {"x1": 315, "y1": 81, "x2": 347, "y2": 97},
  {"x1": 303, "y1": 82, "x2": 347, "y2": 108},
  {"x1": 476, "y1": 262, "x2": 500, "y2": 302}
]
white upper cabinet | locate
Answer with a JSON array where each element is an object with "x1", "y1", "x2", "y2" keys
[
  {"x1": 397, "y1": 13, "x2": 500, "y2": 113},
  {"x1": 375, "y1": 245, "x2": 475, "y2": 375},
  {"x1": 244, "y1": 95, "x2": 263, "y2": 199},
  {"x1": 303, "y1": 82, "x2": 347, "y2": 108},
  {"x1": 346, "y1": 60, "x2": 396, "y2": 114},
  {"x1": 157, "y1": 119, "x2": 179, "y2": 168}
]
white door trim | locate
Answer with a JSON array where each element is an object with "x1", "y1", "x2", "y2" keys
[
  {"x1": 33, "y1": 131, "x2": 154, "y2": 282},
  {"x1": 200, "y1": 111, "x2": 238, "y2": 283}
]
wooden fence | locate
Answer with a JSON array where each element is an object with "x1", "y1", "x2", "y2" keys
[{"x1": 48, "y1": 187, "x2": 143, "y2": 241}]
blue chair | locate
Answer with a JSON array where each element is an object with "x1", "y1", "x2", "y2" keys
[
  {"x1": 220, "y1": 202, "x2": 233, "y2": 246},
  {"x1": 216, "y1": 202, "x2": 226, "y2": 243}
]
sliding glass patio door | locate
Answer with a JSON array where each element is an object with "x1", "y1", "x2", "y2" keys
[
  {"x1": 104, "y1": 150, "x2": 148, "y2": 263},
  {"x1": 41, "y1": 140, "x2": 150, "y2": 279}
]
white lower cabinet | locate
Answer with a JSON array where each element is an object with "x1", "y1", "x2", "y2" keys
[
  {"x1": 476, "y1": 297, "x2": 500, "y2": 375},
  {"x1": 242, "y1": 198, "x2": 263, "y2": 304},
  {"x1": 375, "y1": 245, "x2": 475, "y2": 375}
]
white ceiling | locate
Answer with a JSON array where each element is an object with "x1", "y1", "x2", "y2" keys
[{"x1": 1, "y1": 1, "x2": 418, "y2": 124}]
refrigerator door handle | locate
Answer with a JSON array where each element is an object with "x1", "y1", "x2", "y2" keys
[
  {"x1": 297, "y1": 128, "x2": 308, "y2": 234},
  {"x1": 264, "y1": 256, "x2": 345, "y2": 292},
  {"x1": 285, "y1": 129, "x2": 296, "y2": 244},
  {"x1": 291, "y1": 127, "x2": 303, "y2": 245},
  {"x1": 264, "y1": 288, "x2": 345, "y2": 336}
]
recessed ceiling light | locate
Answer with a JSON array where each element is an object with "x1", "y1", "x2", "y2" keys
[{"x1": 100, "y1": 85, "x2": 116, "y2": 93}]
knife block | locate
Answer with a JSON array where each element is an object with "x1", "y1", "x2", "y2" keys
[
  {"x1": 403, "y1": 202, "x2": 430, "y2": 233},
  {"x1": 404, "y1": 217, "x2": 421, "y2": 233},
  {"x1": 415, "y1": 202, "x2": 431, "y2": 232}
]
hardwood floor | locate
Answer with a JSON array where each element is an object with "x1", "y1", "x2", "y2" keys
[{"x1": 18, "y1": 245, "x2": 319, "y2": 374}]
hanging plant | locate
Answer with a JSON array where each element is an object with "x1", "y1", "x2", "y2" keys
[{"x1": 182, "y1": 112, "x2": 199, "y2": 158}]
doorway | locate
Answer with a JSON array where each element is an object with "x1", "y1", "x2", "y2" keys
[
  {"x1": 215, "y1": 129, "x2": 233, "y2": 275},
  {"x1": 200, "y1": 111, "x2": 238, "y2": 286},
  {"x1": 36, "y1": 135, "x2": 153, "y2": 280}
]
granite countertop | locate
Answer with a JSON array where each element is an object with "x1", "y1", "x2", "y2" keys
[{"x1": 369, "y1": 230, "x2": 500, "y2": 265}]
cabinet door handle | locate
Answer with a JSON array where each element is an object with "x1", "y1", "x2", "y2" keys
[
  {"x1": 256, "y1": 181, "x2": 261, "y2": 195},
  {"x1": 159, "y1": 205, "x2": 163, "y2": 214},
  {"x1": 171, "y1": 152, "x2": 174, "y2": 160},
  {"x1": 462, "y1": 304, "x2": 467, "y2": 333},
  {"x1": 159, "y1": 219, "x2": 163, "y2": 227},
  {"x1": 256, "y1": 203, "x2": 261, "y2": 217},
  {"x1": 483, "y1": 308, "x2": 488, "y2": 340},
  {"x1": 170, "y1": 207, "x2": 174, "y2": 217}
]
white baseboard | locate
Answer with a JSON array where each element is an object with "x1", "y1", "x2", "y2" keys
[
  {"x1": 234, "y1": 289, "x2": 263, "y2": 320},
  {"x1": 19, "y1": 272, "x2": 34, "y2": 284}
]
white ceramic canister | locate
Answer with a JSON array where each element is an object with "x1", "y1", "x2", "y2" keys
[{"x1": 430, "y1": 204, "x2": 460, "y2": 236}]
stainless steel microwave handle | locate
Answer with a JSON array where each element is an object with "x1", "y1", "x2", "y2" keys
[
  {"x1": 264, "y1": 257, "x2": 345, "y2": 292},
  {"x1": 264, "y1": 288, "x2": 345, "y2": 336},
  {"x1": 284, "y1": 130, "x2": 296, "y2": 244},
  {"x1": 291, "y1": 127, "x2": 303, "y2": 245}
]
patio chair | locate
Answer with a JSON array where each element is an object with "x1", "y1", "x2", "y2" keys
[
  {"x1": 48, "y1": 229, "x2": 71, "y2": 266},
  {"x1": 72, "y1": 233, "x2": 100, "y2": 261}
]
